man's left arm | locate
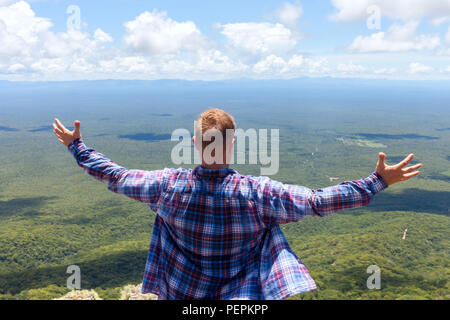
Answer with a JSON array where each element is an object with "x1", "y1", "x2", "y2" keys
[
  {"x1": 255, "y1": 153, "x2": 422, "y2": 225},
  {"x1": 255, "y1": 171, "x2": 387, "y2": 224},
  {"x1": 306, "y1": 171, "x2": 388, "y2": 217}
]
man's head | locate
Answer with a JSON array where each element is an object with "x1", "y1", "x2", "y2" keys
[{"x1": 193, "y1": 108, "x2": 236, "y2": 168}]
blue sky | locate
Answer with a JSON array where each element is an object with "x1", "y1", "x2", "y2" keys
[{"x1": 0, "y1": 0, "x2": 449, "y2": 81}]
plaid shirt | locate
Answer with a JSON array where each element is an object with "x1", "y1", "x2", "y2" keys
[{"x1": 68, "y1": 138, "x2": 388, "y2": 300}]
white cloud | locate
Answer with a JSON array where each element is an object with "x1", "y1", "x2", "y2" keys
[
  {"x1": 220, "y1": 22, "x2": 297, "y2": 54},
  {"x1": 194, "y1": 50, "x2": 248, "y2": 74},
  {"x1": 0, "y1": 1, "x2": 117, "y2": 79},
  {"x1": 304, "y1": 58, "x2": 329, "y2": 74},
  {"x1": 7, "y1": 63, "x2": 25, "y2": 72},
  {"x1": 31, "y1": 58, "x2": 68, "y2": 73},
  {"x1": 330, "y1": 0, "x2": 450, "y2": 22},
  {"x1": 408, "y1": 62, "x2": 433, "y2": 74},
  {"x1": 97, "y1": 56, "x2": 157, "y2": 74},
  {"x1": 437, "y1": 47, "x2": 450, "y2": 55},
  {"x1": 0, "y1": 0, "x2": 16, "y2": 6},
  {"x1": 68, "y1": 58, "x2": 96, "y2": 74},
  {"x1": 0, "y1": 1, "x2": 448, "y2": 81},
  {"x1": 0, "y1": 62, "x2": 25, "y2": 73},
  {"x1": 0, "y1": 1, "x2": 53, "y2": 56},
  {"x1": 446, "y1": 66, "x2": 450, "y2": 72},
  {"x1": 251, "y1": 54, "x2": 329, "y2": 77},
  {"x1": 373, "y1": 67, "x2": 397, "y2": 74},
  {"x1": 337, "y1": 61, "x2": 366, "y2": 73},
  {"x1": 348, "y1": 21, "x2": 440, "y2": 52},
  {"x1": 446, "y1": 26, "x2": 450, "y2": 44},
  {"x1": 42, "y1": 30, "x2": 95, "y2": 58},
  {"x1": 275, "y1": 2, "x2": 303, "y2": 29},
  {"x1": 91, "y1": 50, "x2": 248, "y2": 80},
  {"x1": 0, "y1": 2, "x2": 247, "y2": 80},
  {"x1": 287, "y1": 54, "x2": 304, "y2": 68},
  {"x1": 0, "y1": 1, "x2": 113, "y2": 65},
  {"x1": 430, "y1": 16, "x2": 450, "y2": 26},
  {"x1": 123, "y1": 10, "x2": 207, "y2": 55},
  {"x1": 155, "y1": 50, "x2": 250, "y2": 78},
  {"x1": 253, "y1": 55, "x2": 287, "y2": 74},
  {"x1": 94, "y1": 28, "x2": 113, "y2": 43}
]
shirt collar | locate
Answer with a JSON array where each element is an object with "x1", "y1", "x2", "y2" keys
[{"x1": 193, "y1": 165, "x2": 236, "y2": 179}]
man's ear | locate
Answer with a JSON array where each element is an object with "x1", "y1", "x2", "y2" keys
[{"x1": 193, "y1": 136, "x2": 201, "y2": 151}]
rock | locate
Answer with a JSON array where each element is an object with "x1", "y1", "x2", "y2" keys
[
  {"x1": 54, "y1": 289, "x2": 102, "y2": 300},
  {"x1": 120, "y1": 284, "x2": 158, "y2": 300}
]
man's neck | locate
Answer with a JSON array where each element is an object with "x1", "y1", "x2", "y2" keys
[{"x1": 201, "y1": 162, "x2": 230, "y2": 170}]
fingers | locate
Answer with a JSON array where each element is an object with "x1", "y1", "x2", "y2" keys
[
  {"x1": 377, "y1": 152, "x2": 386, "y2": 167},
  {"x1": 73, "y1": 120, "x2": 81, "y2": 134},
  {"x1": 396, "y1": 153, "x2": 414, "y2": 169},
  {"x1": 403, "y1": 171, "x2": 420, "y2": 180},
  {"x1": 52, "y1": 123, "x2": 63, "y2": 135},
  {"x1": 403, "y1": 163, "x2": 423, "y2": 173},
  {"x1": 54, "y1": 118, "x2": 68, "y2": 132}
]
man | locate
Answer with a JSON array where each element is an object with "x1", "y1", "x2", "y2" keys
[{"x1": 52, "y1": 108, "x2": 422, "y2": 300}]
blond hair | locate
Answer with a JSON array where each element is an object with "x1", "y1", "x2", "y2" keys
[{"x1": 195, "y1": 108, "x2": 236, "y2": 150}]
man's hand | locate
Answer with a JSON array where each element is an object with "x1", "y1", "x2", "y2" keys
[
  {"x1": 376, "y1": 153, "x2": 422, "y2": 186},
  {"x1": 52, "y1": 118, "x2": 82, "y2": 147}
]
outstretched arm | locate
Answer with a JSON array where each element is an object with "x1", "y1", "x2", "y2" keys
[
  {"x1": 255, "y1": 153, "x2": 422, "y2": 225},
  {"x1": 52, "y1": 119, "x2": 167, "y2": 204}
]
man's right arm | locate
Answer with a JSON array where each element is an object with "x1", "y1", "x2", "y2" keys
[{"x1": 68, "y1": 138, "x2": 168, "y2": 205}]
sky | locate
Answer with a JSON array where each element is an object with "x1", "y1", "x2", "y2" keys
[{"x1": 0, "y1": 0, "x2": 450, "y2": 81}]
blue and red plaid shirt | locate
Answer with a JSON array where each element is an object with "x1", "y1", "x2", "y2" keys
[{"x1": 68, "y1": 138, "x2": 388, "y2": 300}]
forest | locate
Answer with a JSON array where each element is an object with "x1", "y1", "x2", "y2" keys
[{"x1": 0, "y1": 79, "x2": 448, "y2": 299}]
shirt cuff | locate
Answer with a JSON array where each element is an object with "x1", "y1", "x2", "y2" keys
[
  {"x1": 370, "y1": 171, "x2": 389, "y2": 193},
  {"x1": 67, "y1": 138, "x2": 88, "y2": 157}
]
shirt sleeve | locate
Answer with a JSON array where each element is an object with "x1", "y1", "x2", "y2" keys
[
  {"x1": 254, "y1": 172, "x2": 388, "y2": 225},
  {"x1": 68, "y1": 138, "x2": 168, "y2": 204}
]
